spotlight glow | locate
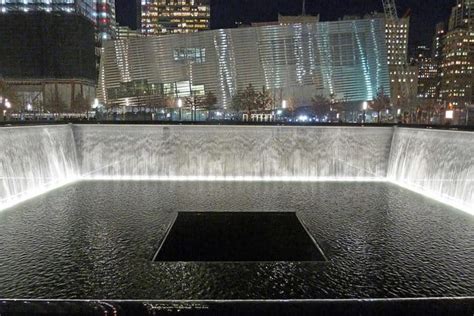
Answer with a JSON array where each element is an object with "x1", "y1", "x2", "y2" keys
[
  {"x1": 445, "y1": 110, "x2": 454, "y2": 119},
  {"x1": 389, "y1": 180, "x2": 473, "y2": 216},
  {"x1": 0, "y1": 178, "x2": 79, "y2": 212}
]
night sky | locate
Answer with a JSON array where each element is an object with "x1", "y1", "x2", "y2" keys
[{"x1": 116, "y1": 0, "x2": 455, "y2": 52}]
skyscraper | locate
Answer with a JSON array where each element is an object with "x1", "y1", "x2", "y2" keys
[
  {"x1": 448, "y1": 0, "x2": 473, "y2": 30},
  {"x1": 439, "y1": 0, "x2": 474, "y2": 108},
  {"x1": 0, "y1": 12, "x2": 97, "y2": 111},
  {"x1": 413, "y1": 46, "x2": 438, "y2": 99},
  {"x1": 141, "y1": 0, "x2": 210, "y2": 36},
  {"x1": 432, "y1": 22, "x2": 446, "y2": 64},
  {"x1": 385, "y1": 16, "x2": 410, "y2": 66},
  {"x1": 96, "y1": 0, "x2": 117, "y2": 42},
  {"x1": 0, "y1": 0, "x2": 117, "y2": 42}
]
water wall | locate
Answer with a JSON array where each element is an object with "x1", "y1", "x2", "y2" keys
[
  {"x1": 0, "y1": 125, "x2": 472, "y2": 213},
  {"x1": 73, "y1": 125, "x2": 393, "y2": 180},
  {"x1": 0, "y1": 125, "x2": 78, "y2": 209},
  {"x1": 388, "y1": 128, "x2": 474, "y2": 213}
]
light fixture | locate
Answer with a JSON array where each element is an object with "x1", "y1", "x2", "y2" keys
[
  {"x1": 445, "y1": 110, "x2": 454, "y2": 119},
  {"x1": 92, "y1": 98, "x2": 99, "y2": 109}
]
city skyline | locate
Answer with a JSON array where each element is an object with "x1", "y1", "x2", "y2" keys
[{"x1": 116, "y1": 0, "x2": 455, "y2": 51}]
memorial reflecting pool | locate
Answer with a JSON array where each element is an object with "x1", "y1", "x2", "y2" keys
[{"x1": 0, "y1": 181, "x2": 472, "y2": 299}]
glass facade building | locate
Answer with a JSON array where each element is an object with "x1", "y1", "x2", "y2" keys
[
  {"x1": 141, "y1": 0, "x2": 210, "y2": 36},
  {"x1": 0, "y1": 0, "x2": 116, "y2": 42},
  {"x1": 99, "y1": 18, "x2": 390, "y2": 109}
]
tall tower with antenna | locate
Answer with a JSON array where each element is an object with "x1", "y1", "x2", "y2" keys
[{"x1": 278, "y1": 0, "x2": 319, "y2": 25}]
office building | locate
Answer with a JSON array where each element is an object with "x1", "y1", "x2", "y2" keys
[
  {"x1": 432, "y1": 23, "x2": 446, "y2": 65},
  {"x1": 0, "y1": 0, "x2": 117, "y2": 42},
  {"x1": 439, "y1": 0, "x2": 474, "y2": 107},
  {"x1": 385, "y1": 16, "x2": 410, "y2": 66},
  {"x1": 0, "y1": 13, "x2": 96, "y2": 110},
  {"x1": 116, "y1": 25, "x2": 143, "y2": 40},
  {"x1": 344, "y1": 13, "x2": 409, "y2": 66},
  {"x1": 141, "y1": 0, "x2": 210, "y2": 36},
  {"x1": 344, "y1": 13, "x2": 415, "y2": 103},
  {"x1": 448, "y1": 0, "x2": 473, "y2": 30},
  {"x1": 251, "y1": 14, "x2": 320, "y2": 28},
  {"x1": 412, "y1": 46, "x2": 438, "y2": 99},
  {"x1": 389, "y1": 67, "x2": 418, "y2": 106},
  {"x1": 96, "y1": 0, "x2": 117, "y2": 41},
  {"x1": 278, "y1": 14, "x2": 320, "y2": 25}
]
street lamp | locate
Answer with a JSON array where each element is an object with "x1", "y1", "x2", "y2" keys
[
  {"x1": 2, "y1": 98, "x2": 9, "y2": 122},
  {"x1": 177, "y1": 98, "x2": 183, "y2": 121},
  {"x1": 92, "y1": 98, "x2": 99, "y2": 109},
  {"x1": 362, "y1": 101, "x2": 368, "y2": 123}
]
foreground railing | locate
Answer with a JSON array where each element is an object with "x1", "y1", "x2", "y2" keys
[{"x1": 1, "y1": 298, "x2": 473, "y2": 316}]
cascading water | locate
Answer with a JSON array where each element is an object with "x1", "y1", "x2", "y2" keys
[
  {"x1": 0, "y1": 124, "x2": 472, "y2": 214},
  {"x1": 73, "y1": 125, "x2": 393, "y2": 180},
  {"x1": 388, "y1": 128, "x2": 474, "y2": 213},
  {"x1": 0, "y1": 125, "x2": 79, "y2": 210}
]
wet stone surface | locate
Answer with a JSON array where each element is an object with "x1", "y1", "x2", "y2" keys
[{"x1": 0, "y1": 181, "x2": 473, "y2": 299}]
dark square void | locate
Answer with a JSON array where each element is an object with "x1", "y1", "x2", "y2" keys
[{"x1": 153, "y1": 212, "x2": 326, "y2": 262}]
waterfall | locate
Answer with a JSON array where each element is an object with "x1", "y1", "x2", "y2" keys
[
  {"x1": 0, "y1": 125, "x2": 79, "y2": 210},
  {"x1": 388, "y1": 128, "x2": 474, "y2": 213},
  {"x1": 0, "y1": 124, "x2": 472, "y2": 214},
  {"x1": 73, "y1": 125, "x2": 393, "y2": 180}
]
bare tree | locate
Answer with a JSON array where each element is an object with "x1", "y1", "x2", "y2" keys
[
  {"x1": 200, "y1": 91, "x2": 218, "y2": 120},
  {"x1": 256, "y1": 86, "x2": 274, "y2": 112},
  {"x1": 418, "y1": 99, "x2": 443, "y2": 124},
  {"x1": 231, "y1": 84, "x2": 259, "y2": 116},
  {"x1": 371, "y1": 87, "x2": 390, "y2": 123},
  {"x1": 310, "y1": 95, "x2": 331, "y2": 119},
  {"x1": 44, "y1": 89, "x2": 65, "y2": 117}
]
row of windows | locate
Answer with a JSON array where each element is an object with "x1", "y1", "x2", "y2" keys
[
  {"x1": 107, "y1": 80, "x2": 206, "y2": 100},
  {"x1": 173, "y1": 47, "x2": 206, "y2": 63}
]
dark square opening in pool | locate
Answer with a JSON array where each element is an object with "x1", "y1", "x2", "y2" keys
[{"x1": 153, "y1": 211, "x2": 326, "y2": 262}]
